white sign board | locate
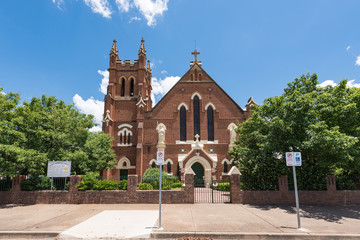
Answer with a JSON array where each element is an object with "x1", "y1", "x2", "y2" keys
[
  {"x1": 286, "y1": 152, "x2": 302, "y2": 166},
  {"x1": 47, "y1": 161, "x2": 71, "y2": 177},
  {"x1": 156, "y1": 151, "x2": 164, "y2": 165}
]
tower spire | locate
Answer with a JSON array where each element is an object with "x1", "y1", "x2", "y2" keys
[
  {"x1": 138, "y1": 38, "x2": 146, "y2": 55},
  {"x1": 110, "y1": 39, "x2": 119, "y2": 57}
]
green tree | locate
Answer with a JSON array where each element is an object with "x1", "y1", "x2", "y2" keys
[
  {"x1": 230, "y1": 73, "x2": 360, "y2": 190},
  {"x1": 0, "y1": 89, "x2": 116, "y2": 176},
  {"x1": 69, "y1": 132, "x2": 116, "y2": 174}
]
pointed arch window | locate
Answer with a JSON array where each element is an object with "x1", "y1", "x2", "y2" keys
[
  {"x1": 207, "y1": 106, "x2": 214, "y2": 141},
  {"x1": 224, "y1": 162, "x2": 228, "y2": 173},
  {"x1": 121, "y1": 78, "x2": 125, "y2": 96},
  {"x1": 193, "y1": 96, "x2": 200, "y2": 140},
  {"x1": 180, "y1": 106, "x2": 187, "y2": 141},
  {"x1": 167, "y1": 162, "x2": 171, "y2": 174},
  {"x1": 129, "y1": 78, "x2": 134, "y2": 96},
  {"x1": 151, "y1": 162, "x2": 156, "y2": 168}
]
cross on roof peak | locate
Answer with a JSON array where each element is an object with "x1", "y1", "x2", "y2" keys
[{"x1": 192, "y1": 49, "x2": 200, "y2": 63}]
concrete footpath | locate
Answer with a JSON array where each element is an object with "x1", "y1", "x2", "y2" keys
[{"x1": 0, "y1": 204, "x2": 359, "y2": 239}]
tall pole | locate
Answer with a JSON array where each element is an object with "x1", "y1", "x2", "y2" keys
[
  {"x1": 292, "y1": 165, "x2": 301, "y2": 229},
  {"x1": 159, "y1": 164, "x2": 162, "y2": 229}
]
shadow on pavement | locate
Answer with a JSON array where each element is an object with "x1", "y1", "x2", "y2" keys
[
  {"x1": 0, "y1": 204, "x2": 29, "y2": 209},
  {"x1": 246, "y1": 204, "x2": 360, "y2": 223}
]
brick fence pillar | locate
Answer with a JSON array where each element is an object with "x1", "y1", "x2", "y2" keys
[
  {"x1": 127, "y1": 175, "x2": 138, "y2": 192},
  {"x1": 326, "y1": 175, "x2": 337, "y2": 205},
  {"x1": 278, "y1": 175, "x2": 289, "y2": 202},
  {"x1": 229, "y1": 166, "x2": 241, "y2": 204},
  {"x1": 69, "y1": 175, "x2": 82, "y2": 192},
  {"x1": 184, "y1": 168, "x2": 195, "y2": 204},
  {"x1": 127, "y1": 175, "x2": 138, "y2": 203},
  {"x1": 11, "y1": 175, "x2": 26, "y2": 192},
  {"x1": 327, "y1": 175, "x2": 336, "y2": 191}
]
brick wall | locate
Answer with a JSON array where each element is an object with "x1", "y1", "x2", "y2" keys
[
  {"x1": 0, "y1": 174, "x2": 194, "y2": 205},
  {"x1": 1, "y1": 173, "x2": 359, "y2": 205},
  {"x1": 229, "y1": 174, "x2": 360, "y2": 205}
]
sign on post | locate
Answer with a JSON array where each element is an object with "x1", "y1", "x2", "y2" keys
[
  {"x1": 286, "y1": 152, "x2": 302, "y2": 229},
  {"x1": 286, "y1": 152, "x2": 301, "y2": 166},
  {"x1": 156, "y1": 150, "x2": 164, "y2": 165}
]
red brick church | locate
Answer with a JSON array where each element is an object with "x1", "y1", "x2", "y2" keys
[{"x1": 101, "y1": 39, "x2": 255, "y2": 185}]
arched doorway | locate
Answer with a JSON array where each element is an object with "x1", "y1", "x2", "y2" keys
[
  {"x1": 184, "y1": 156, "x2": 212, "y2": 187},
  {"x1": 191, "y1": 162, "x2": 204, "y2": 187}
]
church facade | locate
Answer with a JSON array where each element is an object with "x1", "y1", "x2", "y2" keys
[{"x1": 101, "y1": 39, "x2": 255, "y2": 185}]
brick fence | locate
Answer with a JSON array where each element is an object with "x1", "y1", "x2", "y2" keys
[
  {"x1": 0, "y1": 173, "x2": 194, "y2": 205},
  {"x1": 0, "y1": 169, "x2": 359, "y2": 205},
  {"x1": 230, "y1": 174, "x2": 360, "y2": 205}
]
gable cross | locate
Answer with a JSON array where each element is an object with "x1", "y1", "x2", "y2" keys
[
  {"x1": 195, "y1": 134, "x2": 200, "y2": 142},
  {"x1": 192, "y1": 49, "x2": 200, "y2": 63}
]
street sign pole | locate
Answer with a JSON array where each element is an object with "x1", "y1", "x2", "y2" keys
[
  {"x1": 156, "y1": 150, "x2": 164, "y2": 230},
  {"x1": 159, "y1": 164, "x2": 162, "y2": 229},
  {"x1": 286, "y1": 152, "x2": 302, "y2": 229},
  {"x1": 292, "y1": 165, "x2": 301, "y2": 229}
]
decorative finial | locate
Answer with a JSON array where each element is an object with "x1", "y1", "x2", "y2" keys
[
  {"x1": 147, "y1": 60, "x2": 151, "y2": 69},
  {"x1": 110, "y1": 39, "x2": 118, "y2": 57},
  {"x1": 138, "y1": 38, "x2": 146, "y2": 55},
  {"x1": 192, "y1": 49, "x2": 200, "y2": 63}
]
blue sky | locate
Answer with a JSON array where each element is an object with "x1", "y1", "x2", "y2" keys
[{"x1": 1, "y1": 0, "x2": 360, "y2": 130}]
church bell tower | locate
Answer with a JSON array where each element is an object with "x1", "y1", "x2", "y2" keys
[{"x1": 102, "y1": 38, "x2": 153, "y2": 176}]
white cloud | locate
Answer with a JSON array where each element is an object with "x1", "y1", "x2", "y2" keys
[
  {"x1": 83, "y1": 0, "x2": 112, "y2": 18},
  {"x1": 318, "y1": 79, "x2": 360, "y2": 88},
  {"x1": 73, "y1": 94, "x2": 104, "y2": 132},
  {"x1": 98, "y1": 69, "x2": 109, "y2": 94},
  {"x1": 161, "y1": 70, "x2": 167, "y2": 75},
  {"x1": 152, "y1": 76, "x2": 180, "y2": 96},
  {"x1": 129, "y1": 16, "x2": 141, "y2": 23},
  {"x1": 318, "y1": 80, "x2": 337, "y2": 88},
  {"x1": 356, "y1": 56, "x2": 360, "y2": 66},
  {"x1": 115, "y1": 0, "x2": 131, "y2": 12},
  {"x1": 52, "y1": 0, "x2": 64, "y2": 9},
  {"x1": 151, "y1": 92, "x2": 156, "y2": 106},
  {"x1": 89, "y1": 125, "x2": 103, "y2": 132},
  {"x1": 133, "y1": 0, "x2": 168, "y2": 26},
  {"x1": 52, "y1": 0, "x2": 169, "y2": 26},
  {"x1": 346, "y1": 80, "x2": 360, "y2": 88},
  {"x1": 346, "y1": 46, "x2": 351, "y2": 51}
]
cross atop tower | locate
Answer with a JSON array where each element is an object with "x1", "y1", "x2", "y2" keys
[{"x1": 192, "y1": 49, "x2": 200, "y2": 63}]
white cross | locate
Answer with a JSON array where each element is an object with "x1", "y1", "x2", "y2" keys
[{"x1": 195, "y1": 134, "x2": 200, "y2": 142}]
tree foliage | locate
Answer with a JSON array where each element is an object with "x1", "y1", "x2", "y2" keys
[
  {"x1": 0, "y1": 88, "x2": 116, "y2": 176},
  {"x1": 230, "y1": 73, "x2": 360, "y2": 190}
]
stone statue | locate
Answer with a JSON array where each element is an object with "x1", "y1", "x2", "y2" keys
[
  {"x1": 156, "y1": 123, "x2": 167, "y2": 147},
  {"x1": 227, "y1": 123, "x2": 237, "y2": 150}
]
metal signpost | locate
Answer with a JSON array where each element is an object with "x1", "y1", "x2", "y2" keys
[
  {"x1": 286, "y1": 152, "x2": 302, "y2": 229},
  {"x1": 156, "y1": 150, "x2": 164, "y2": 229}
]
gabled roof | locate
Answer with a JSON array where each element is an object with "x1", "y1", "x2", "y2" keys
[{"x1": 149, "y1": 62, "x2": 245, "y2": 113}]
